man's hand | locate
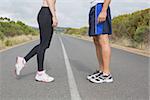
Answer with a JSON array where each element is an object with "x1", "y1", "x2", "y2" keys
[
  {"x1": 52, "y1": 16, "x2": 58, "y2": 27},
  {"x1": 98, "y1": 11, "x2": 107, "y2": 23}
]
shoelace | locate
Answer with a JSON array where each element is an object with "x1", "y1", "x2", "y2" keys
[
  {"x1": 93, "y1": 71, "x2": 99, "y2": 74},
  {"x1": 43, "y1": 73, "x2": 49, "y2": 78},
  {"x1": 98, "y1": 74, "x2": 111, "y2": 80},
  {"x1": 95, "y1": 72, "x2": 103, "y2": 77},
  {"x1": 89, "y1": 71, "x2": 99, "y2": 77}
]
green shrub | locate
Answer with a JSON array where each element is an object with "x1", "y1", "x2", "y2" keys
[
  {"x1": 112, "y1": 8, "x2": 150, "y2": 49},
  {"x1": 0, "y1": 17, "x2": 39, "y2": 49},
  {"x1": 5, "y1": 39, "x2": 13, "y2": 46},
  {"x1": 0, "y1": 31, "x2": 5, "y2": 40},
  {"x1": 134, "y1": 26, "x2": 149, "y2": 43},
  {"x1": 0, "y1": 18, "x2": 38, "y2": 37}
]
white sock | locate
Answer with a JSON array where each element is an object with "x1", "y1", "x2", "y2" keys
[
  {"x1": 103, "y1": 73, "x2": 110, "y2": 76},
  {"x1": 37, "y1": 70, "x2": 45, "y2": 74}
]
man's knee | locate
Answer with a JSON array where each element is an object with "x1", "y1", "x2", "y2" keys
[
  {"x1": 93, "y1": 36, "x2": 99, "y2": 46},
  {"x1": 99, "y1": 35, "x2": 110, "y2": 46}
]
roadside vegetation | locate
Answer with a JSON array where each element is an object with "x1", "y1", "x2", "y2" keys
[
  {"x1": 0, "y1": 8, "x2": 149, "y2": 51},
  {"x1": 63, "y1": 8, "x2": 150, "y2": 51},
  {"x1": 0, "y1": 17, "x2": 39, "y2": 50}
]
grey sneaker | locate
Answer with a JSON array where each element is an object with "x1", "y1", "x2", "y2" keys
[
  {"x1": 89, "y1": 74, "x2": 113, "y2": 84},
  {"x1": 87, "y1": 70, "x2": 103, "y2": 80}
]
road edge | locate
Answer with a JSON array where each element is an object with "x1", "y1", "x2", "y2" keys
[
  {"x1": 0, "y1": 34, "x2": 149, "y2": 57},
  {"x1": 64, "y1": 34, "x2": 150, "y2": 57},
  {"x1": 0, "y1": 38, "x2": 39, "y2": 53}
]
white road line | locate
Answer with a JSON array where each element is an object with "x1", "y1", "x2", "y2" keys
[{"x1": 59, "y1": 36, "x2": 82, "y2": 100}]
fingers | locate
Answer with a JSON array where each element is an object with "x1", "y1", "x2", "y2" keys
[
  {"x1": 98, "y1": 17, "x2": 106, "y2": 23},
  {"x1": 101, "y1": 17, "x2": 106, "y2": 22},
  {"x1": 52, "y1": 24, "x2": 55, "y2": 27},
  {"x1": 52, "y1": 23, "x2": 56, "y2": 27},
  {"x1": 52, "y1": 22, "x2": 58, "y2": 27},
  {"x1": 98, "y1": 12, "x2": 107, "y2": 23}
]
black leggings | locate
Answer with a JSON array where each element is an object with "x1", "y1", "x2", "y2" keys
[{"x1": 24, "y1": 7, "x2": 53, "y2": 71}]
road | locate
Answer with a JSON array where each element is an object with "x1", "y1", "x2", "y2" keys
[{"x1": 0, "y1": 34, "x2": 149, "y2": 100}]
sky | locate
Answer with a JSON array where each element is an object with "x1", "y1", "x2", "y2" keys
[{"x1": 0, "y1": 0, "x2": 149, "y2": 28}]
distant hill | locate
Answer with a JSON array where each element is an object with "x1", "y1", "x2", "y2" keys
[{"x1": 0, "y1": 17, "x2": 38, "y2": 40}]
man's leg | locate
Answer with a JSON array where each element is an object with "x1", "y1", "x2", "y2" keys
[
  {"x1": 87, "y1": 36, "x2": 104, "y2": 80},
  {"x1": 88, "y1": 34, "x2": 113, "y2": 83},
  {"x1": 93, "y1": 36, "x2": 104, "y2": 71},
  {"x1": 98, "y1": 34, "x2": 111, "y2": 75}
]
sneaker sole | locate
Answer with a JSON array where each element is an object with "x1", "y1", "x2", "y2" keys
[
  {"x1": 15, "y1": 57, "x2": 20, "y2": 76},
  {"x1": 14, "y1": 69, "x2": 21, "y2": 79},
  {"x1": 14, "y1": 69, "x2": 17, "y2": 77},
  {"x1": 15, "y1": 64, "x2": 24, "y2": 76},
  {"x1": 35, "y1": 79, "x2": 55, "y2": 83},
  {"x1": 87, "y1": 77, "x2": 91, "y2": 80},
  {"x1": 87, "y1": 77, "x2": 96, "y2": 80},
  {"x1": 104, "y1": 79, "x2": 114, "y2": 83},
  {"x1": 14, "y1": 69, "x2": 19, "y2": 76},
  {"x1": 87, "y1": 75, "x2": 98, "y2": 80},
  {"x1": 15, "y1": 63, "x2": 25, "y2": 77},
  {"x1": 89, "y1": 79, "x2": 113, "y2": 84}
]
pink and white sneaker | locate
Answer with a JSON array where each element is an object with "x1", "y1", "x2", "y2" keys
[
  {"x1": 15, "y1": 56, "x2": 26, "y2": 76},
  {"x1": 35, "y1": 70, "x2": 54, "y2": 83}
]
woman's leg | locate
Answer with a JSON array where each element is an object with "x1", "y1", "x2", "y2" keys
[
  {"x1": 35, "y1": 7, "x2": 53, "y2": 72},
  {"x1": 24, "y1": 45, "x2": 39, "y2": 62},
  {"x1": 35, "y1": 26, "x2": 54, "y2": 82},
  {"x1": 23, "y1": 7, "x2": 53, "y2": 72},
  {"x1": 33, "y1": 6, "x2": 54, "y2": 82},
  {"x1": 15, "y1": 7, "x2": 54, "y2": 82},
  {"x1": 36, "y1": 26, "x2": 53, "y2": 71}
]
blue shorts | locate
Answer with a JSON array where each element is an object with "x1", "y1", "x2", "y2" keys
[{"x1": 88, "y1": 3, "x2": 112, "y2": 36}]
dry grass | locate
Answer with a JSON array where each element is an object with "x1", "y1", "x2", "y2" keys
[
  {"x1": 0, "y1": 35, "x2": 38, "y2": 50},
  {"x1": 0, "y1": 40, "x2": 5, "y2": 50},
  {"x1": 111, "y1": 37, "x2": 149, "y2": 51}
]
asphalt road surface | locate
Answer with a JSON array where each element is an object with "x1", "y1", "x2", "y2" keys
[{"x1": 0, "y1": 34, "x2": 149, "y2": 100}]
